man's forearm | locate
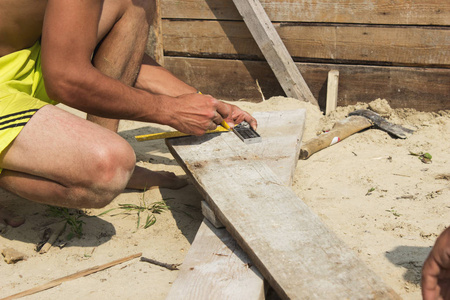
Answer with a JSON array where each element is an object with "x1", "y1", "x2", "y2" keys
[
  {"x1": 135, "y1": 55, "x2": 197, "y2": 97},
  {"x1": 45, "y1": 63, "x2": 176, "y2": 127}
]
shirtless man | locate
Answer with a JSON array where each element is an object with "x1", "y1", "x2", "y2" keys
[{"x1": 0, "y1": 0, "x2": 257, "y2": 226}]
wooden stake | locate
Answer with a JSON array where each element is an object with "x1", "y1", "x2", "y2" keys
[
  {"x1": 326, "y1": 70, "x2": 339, "y2": 115},
  {"x1": 1, "y1": 253, "x2": 142, "y2": 300}
]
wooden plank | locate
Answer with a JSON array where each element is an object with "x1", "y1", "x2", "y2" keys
[
  {"x1": 230, "y1": 0, "x2": 318, "y2": 106},
  {"x1": 162, "y1": 20, "x2": 450, "y2": 67},
  {"x1": 239, "y1": 110, "x2": 306, "y2": 186},
  {"x1": 166, "y1": 130, "x2": 400, "y2": 299},
  {"x1": 146, "y1": 0, "x2": 164, "y2": 65},
  {"x1": 166, "y1": 220, "x2": 265, "y2": 300},
  {"x1": 2, "y1": 253, "x2": 142, "y2": 300},
  {"x1": 326, "y1": 70, "x2": 339, "y2": 115},
  {"x1": 164, "y1": 57, "x2": 450, "y2": 112},
  {"x1": 162, "y1": 0, "x2": 450, "y2": 26},
  {"x1": 167, "y1": 110, "x2": 307, "y2": 299}
]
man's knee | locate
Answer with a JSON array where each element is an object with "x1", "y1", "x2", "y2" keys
[
  {"x1": 92, "y1": 138, "x2": 135, "y2": 186},
  {"x1": 80, "y1": 139, "x2": 135, "y2": 207}
]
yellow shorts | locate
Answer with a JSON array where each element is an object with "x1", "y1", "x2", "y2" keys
[{"x1": 0, "y1": 41, "x2": 57, "y2": 170}]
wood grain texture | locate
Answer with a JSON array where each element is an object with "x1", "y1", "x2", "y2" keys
[
  {"x1": 162, "y1": 20, "x2": 450, "y2": 67},
  {"x1": 166, "y1": 220, "x2": 265, "y2": 300},
  {"x1": 326, "y1": 70, "x2": 339, "y2": 115},
  {"x1": 167, "y1": 110, "x2": 306, "y2": 299},
  {"x1": 162, "y1": 0, "x2": 450, "y2": 26},
  {"x1": 230, "y1": 0, "x2": 317, "y2": 105},
  {"x1": 166, "y1": 128, "x2": 400, "y2": 299},
  {"x1": 164, "y1": 57, "x2": 450, "y2": 111},
  {"x1": 146, "y1": 0, "x2": 164, "y2": 65}
]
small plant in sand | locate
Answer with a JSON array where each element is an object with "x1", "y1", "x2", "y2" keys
[
  {"x1": 47, "y1": 206, "x2": 86, "y2": 240},
  {"x1": 99, "y1": 193, "x2": 169, "y2": 229},
  {"x1": 365, "y1": 187, "x2": 376, "y2": 196},
  {"x1": 386, "y1": 207, "x2": 402, "y2": 217},
  {"x1": 409, "y1": 151, "x2": 432, "y2": 164}
]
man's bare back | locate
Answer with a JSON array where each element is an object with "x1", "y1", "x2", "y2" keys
[{"x1": 0, "y1": 0, "x2": 47, "y2": 57}]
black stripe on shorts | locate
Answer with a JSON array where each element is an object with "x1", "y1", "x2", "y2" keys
[
  {"x1": 0, "y1": 122, "x2": 29, "y2": 131},
  {"x1": 0, "y1": 109, "x2": 39, "y2": 121},
  {"x1": 0, "y1": 109, "x2": 39, "y2": 131}
]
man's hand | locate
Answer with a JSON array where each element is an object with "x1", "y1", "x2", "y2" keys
[
  {"x1": 422, "y1": 227, "x2": 450, "y2": 300},
  {"x1": 225, "y1": 103, "x2": 258, "y2": 130},
  {"x1": 167, "y1": 93, "x2": 257, "y2": 136}
]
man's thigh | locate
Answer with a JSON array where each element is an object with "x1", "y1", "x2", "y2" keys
[{"x1": 0, "y1": 105, "x2": 133, "y2": 186}]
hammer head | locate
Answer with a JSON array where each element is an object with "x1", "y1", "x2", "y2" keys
[{"x1": 349, "y1": 109, "x2": 414, "y2": 139}]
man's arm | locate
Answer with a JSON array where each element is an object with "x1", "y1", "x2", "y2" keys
[{"x1": 40, "y1": 0, "x2": 241, "y2": 135}]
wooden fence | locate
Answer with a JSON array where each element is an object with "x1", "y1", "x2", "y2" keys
[{"x1": 152, "y1": 0, "x2": 450, "y2": 111}]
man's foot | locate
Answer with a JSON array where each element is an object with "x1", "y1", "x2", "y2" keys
[
  {"x1": 126, "y1": 166, "x2": 188, "y2": 190},
  {"x1": 0, "y1": 204, "x2": 25, "y2": 228}
]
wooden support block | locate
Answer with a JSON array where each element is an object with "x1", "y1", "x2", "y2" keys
[
  {"x1": 201, "y1": 200, "x2": 224, "y2": 229},
  {"x1": 231, "y1": 0, "x2": 318, "y2": 106},
  {"x1": 326, "y1": 70, "x2": 339, "y2": 115},
  {"x1": 168, "y1": 110, "x2": 306, "y2": 299},
  {"x1": 166, "y1": 113, "x2": 400, "y2": 299}
]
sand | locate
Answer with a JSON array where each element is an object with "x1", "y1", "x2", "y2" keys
[{"x1": 1, "y1": 97, "x2": 449, "y2": 299}]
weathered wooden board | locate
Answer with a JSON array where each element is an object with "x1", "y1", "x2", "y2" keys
[
  {"x1": 166, "y1": 220, "x2": 266, "y2": 300},
  {"x1": 162, "y1": 0, "x2": 450, "y2": 26},
  {"x1": 146, "y1": 0, "x2": 164, "y2": 65},
  {"x1": 164, "y1": 57, "x2": 450, "y2": 111},
  {"x1": 239, "y1": 110, "x2": 306, "y2": 186},
  {"x1": 163, "y1": 20, "x2": 450, "y2": 67},
  {"x1": 230, "y1": 0, "x2": 317, "y2": 105},
  {"x1": 166, "y1": 128, "x2": 400, "y2": 299},
  {"x1": 167, "y1": 110, "x2": 307, "y2": 299}
]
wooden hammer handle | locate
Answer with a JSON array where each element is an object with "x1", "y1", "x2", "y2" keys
[{"x1": 300, "y1": 116, "x2": 372, "y2": 159}]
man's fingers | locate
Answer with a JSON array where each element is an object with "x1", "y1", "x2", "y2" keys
[
  {"x1": 208, "y1": 120, "x2": 218, "y2": 131},
  {"x1": 233, "y1": 110, "x2": 258, "y2": 130},
  {"x1": 247, "y1": 118, "x2": 258, "y2": 130},
  {"x1": 211, "y1": 110, "x2": 224, "y2": 126},
  {"x1": 215, "y1": 101, "x2": 232, "y2": 121}
]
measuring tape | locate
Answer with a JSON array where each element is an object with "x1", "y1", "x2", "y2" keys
[{"x1": 135, "y1": 126, "x2": 229, "y2": 141}]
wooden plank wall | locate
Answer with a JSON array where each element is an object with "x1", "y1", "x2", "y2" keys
[{"x1": 159, "y1": 0, "x2": 450, "y2": 111}]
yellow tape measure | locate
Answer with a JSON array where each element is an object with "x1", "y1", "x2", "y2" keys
[{"x1": 135, "y1": 125, "x2": 229, "y2": 142}]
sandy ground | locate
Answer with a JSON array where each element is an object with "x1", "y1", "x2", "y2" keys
[{"x1": 1, "y1": 97, "x2": 449, "y2": 299}]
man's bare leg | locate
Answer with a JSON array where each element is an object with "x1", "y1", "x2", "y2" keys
[
  {"x1": 0, "y1": 105, "x2": 136, "y2": 209},
  {"x1": 87, "y1": 0, "x2": 186, "y2": 190}
]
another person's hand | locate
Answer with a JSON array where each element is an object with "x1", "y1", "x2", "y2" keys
[{"x1": 422, "y1": 227, "x2": 450, "y2": 300}]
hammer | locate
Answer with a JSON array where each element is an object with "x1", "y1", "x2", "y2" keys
[{"x1": 299, "y1": 109, "x2": 414, "y2": 160}]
